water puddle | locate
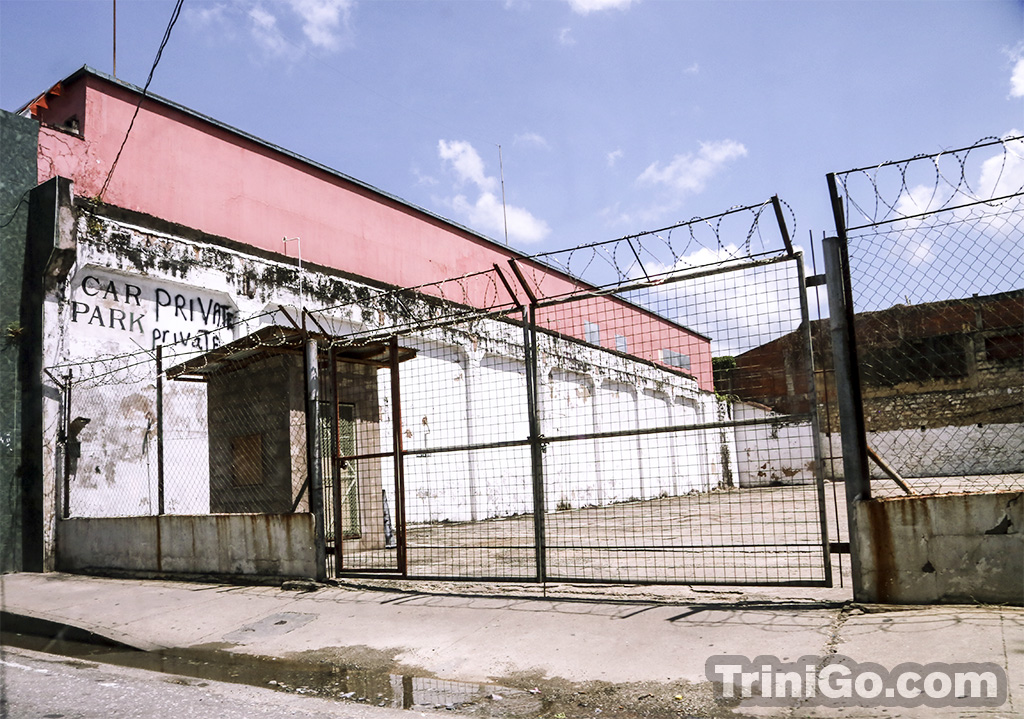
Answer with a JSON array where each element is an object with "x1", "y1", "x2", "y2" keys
[
  {"x1": 0, "y1": 628, "x2": 541, "y2": 715},
  {"x1": 1, "y1": 617, "x2": 722, "y2": 718}
]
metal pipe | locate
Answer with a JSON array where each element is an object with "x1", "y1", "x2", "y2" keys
[
  {"x1": 524, "y1": 305, "x2": 547, "y2": 582},
  {"x1": 389, "y1": 335, "x2": 408, "y2": 575},
  {"x1": 795, "y1": 252, "x2": 833, "y2": 587},
  {"x1": 771, "y1": 195, "x2": 794, "y2": 255},
  {"x1": 156, "y1": 345, "x2": 164, "y2": 515},
  {"x1": 330, "y1": 346, "x2": 343, "y2": 573},
  {"x1": 335, "y1": 411, "x2": 816, "y2": 463},
  {"x1": 532, "y1": 251, "x2": 791, "y2": 309},
  {"x1": 866, "y1": 445, "x2": 915, "y2": 495},
  {"x1": 62, "y1": 370, "x2": 72, "y2": 519},
  {"x1": 822, "y1": 235, "x2": 870, "y2": 601},
  {"x1": 305, "y1": 338, "x2": 327, "y2": 582}
]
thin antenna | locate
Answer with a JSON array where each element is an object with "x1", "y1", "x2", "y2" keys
[
  {"x1": 498, "y1": 144, "x2": 509, "y2": 246},
  {"x1": 113, "y1": 0, "x2": 117, "y2": 77}
]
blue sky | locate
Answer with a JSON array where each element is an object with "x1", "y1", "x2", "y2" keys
[{"x1": 2, "y1": 0, "x2": 1022, "y2": 272}]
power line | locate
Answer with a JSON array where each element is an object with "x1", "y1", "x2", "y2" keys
[
  {"x1": 99, "y1": 0, "x2": 185, "y2": 200},
  {"x1": 0, "y1": 190, "x2": 31, "y2": 229}
]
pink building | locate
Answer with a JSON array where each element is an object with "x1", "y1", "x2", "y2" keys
[{"x1": 25, "y1": 66, "x2": 712, "y2": 390}]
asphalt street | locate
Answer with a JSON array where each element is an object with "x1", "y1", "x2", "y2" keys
[{"x1": 0, "y1": 644, "x2": 422, "y2": 719}]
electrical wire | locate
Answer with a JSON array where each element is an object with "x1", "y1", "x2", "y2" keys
[
  {"x1": 0, "y1": 190, "x2": 31, "y2": 229},
  {"x1": 98, "y1": 0, "x2": 185, "y2": 200}
]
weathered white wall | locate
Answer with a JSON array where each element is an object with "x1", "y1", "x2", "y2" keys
[
  {"x1": 56, "y1": 513, "x2": 317, "y2": 579},
  {"x1": 733, "y1": 402, "x2": 818, "y2": 488},
  {"x1": 822, "y1": 423, "x2": 1024, "y2": 480},
  {"x1": 45, "y1": 208, "x2": 731, "y2": 556}
]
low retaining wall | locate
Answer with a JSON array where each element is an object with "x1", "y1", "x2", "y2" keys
[
  {"x1": 854, "y1": 492, "x2": 1023, "y2": 605},
  {"x1": 822, "y1": 423, "x2": 1024, "y2": 480},
  {"x1": 57, "y1": 513, "x2": 316, "y2": 581}
]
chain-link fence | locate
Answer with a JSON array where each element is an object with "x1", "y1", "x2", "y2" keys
[
  {"x1": 331, "y1": 200, "x2": 833, "y2": 585},
  {"x1": 50, "y1": 198, "x2": 836, "y2": 586},
  {"x1": 828, "y1": 135, "x2": 1024, "y2": 497}
]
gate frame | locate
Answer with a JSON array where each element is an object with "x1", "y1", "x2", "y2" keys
[{"x1": 331, "y1": 248, "x2": 835, "y2": 587}]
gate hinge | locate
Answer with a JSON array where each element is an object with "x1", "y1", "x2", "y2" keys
[
  {"x1": 829, "y1": 541, "x2": 850, "y2": 554},
  {"x1": 805, "y1": 274, "x2": 827, "y2": 288}
]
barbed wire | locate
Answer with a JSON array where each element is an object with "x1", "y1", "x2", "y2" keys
[
  {"x1": 51, "y1": 198, "x2": 797, "y2": 387},
  {"x1": 514, "y1": 198, "x2": 794, "y2": 302},
  {"x1": 833, "y1": 135, "x2": 1024, "y2": 233}
]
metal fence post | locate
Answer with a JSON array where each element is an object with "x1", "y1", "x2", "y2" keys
[
  {"x1": 305, "y1": 337, "x2": 327, "y2": 582},
  {"x1": 822, "y1": 234, "x2": 870, "y2": 599},
  {"x1": 156, "y1": 345, "x2": 165, "y2": 516},
  {"x1": 61, "y1": 370, "x2": 72, "y2": 519},
  {"x1": 794, "y1": 251, "x2": 834, "y2": 587},
  {"x1": 524, "y1": 305, "x2": 547, "y2": 583},
  {"x1": 389, "y1": 334, "x2": 408, "y2": 576}
]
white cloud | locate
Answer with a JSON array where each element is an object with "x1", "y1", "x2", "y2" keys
[
  {"x1": 606, "y1": 149, "x2": 624, "y2": 167},
  {"x1": 978, "y1": 132, "x2": 1024, "y2": 196},
  {"x1": 452, "y1": 192, "x2": 551, "y2": 244},
  {"x1": 249, "y1": 5, "x2": 293, "y2": 57},
  {"x1": 193, "y1": 0, "x2": 353, "y2": 60},
  {"x1": 438, "y1": 140, "x2": 497, "y2": 193},
  {"x1": 514, "y1": 132, "x2": 550, "y2": 149},
  {"x1": 683, "y1": 62, "x2": 700, "y2": 75},
  {"x1": 638, "y1": 140, "x2": 747, "y2": 194},
  {"x1": 411, "y1": 165, "x2": 438, "y2": 187},
  {"x1": 567, "y1": 0, "x2": 639, "y2": 15},
  {"x1": 610, "y1": 139, "x2": 747, "y2": 224},
  {"x1": 1011, "y1": 58, "x2": 1024, "y2": 98},
  {"x1": 288, "y1": 0, "x2": 353, "y2": 50},
  {"x1": 185, "y1": 3, "x2": 229, "y2": 27},
  {"x1": 975, "y1": 131, "x2": 1024, "y2": 238},
  {"x1": 894, "y1": 183, "x2": 938, "y2": 217},
  {"x1": 438, "y1": 139, "x2": 551, "y2": 244},
  {"x1": 558, "y1": 27, "x2": 576, "y2": 46},
  {"x1": 1009, "y1": 43, "x2": 1024, "y2": 98}
]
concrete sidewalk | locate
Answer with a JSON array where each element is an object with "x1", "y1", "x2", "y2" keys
[{"x1": 1, "y1": 572, "x2": 1021, "y2": 718}]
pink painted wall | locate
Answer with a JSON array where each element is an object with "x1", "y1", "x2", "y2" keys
[{"x1": 33, "y1": 71, "x2": 713, "y2": 390}]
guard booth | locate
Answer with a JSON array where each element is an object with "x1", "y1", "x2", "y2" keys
[{"x1": 165, "y1": 325, "x2": 416, "y2": 569}]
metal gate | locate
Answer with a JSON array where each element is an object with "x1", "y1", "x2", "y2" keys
[{"x1": 330, "y1": 200, "x2": 834, "y2": 586}]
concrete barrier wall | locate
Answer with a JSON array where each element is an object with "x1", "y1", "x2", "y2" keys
[
  {"x1": 733, "y1": 402, "x2": 817, "y2": 488},
  {"x1": 854, "y1": 492, "x2": 1023, "y2": 605},
  {"x1": 821, "y1": 423, "x2": 1024, "y2": 480},
  {"x1": 56, "y1": 513, "x2": 316, "y2": 580}
]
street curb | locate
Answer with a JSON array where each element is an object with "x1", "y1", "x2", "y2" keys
[{"x1": 0, "y1": 610, "x2": 156, "y2": 652}]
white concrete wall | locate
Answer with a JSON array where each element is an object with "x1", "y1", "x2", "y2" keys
[
  {"x1": 822, "y1": 423, "x2": 1024, "y2": 480},
  {"x1": 733, "y1": 402, "x2": 818, "y2": 487},
  {"x1": 46, "y1": 210, "x2": 731, "y2": 538}
]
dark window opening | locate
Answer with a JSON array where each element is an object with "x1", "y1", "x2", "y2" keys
[
  {"x1": 861, "y1": 334, "x2": 968, "y2": 386},
  {"x1": 985, "y1": 332, "x2": 1023, "y2": 363}
]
